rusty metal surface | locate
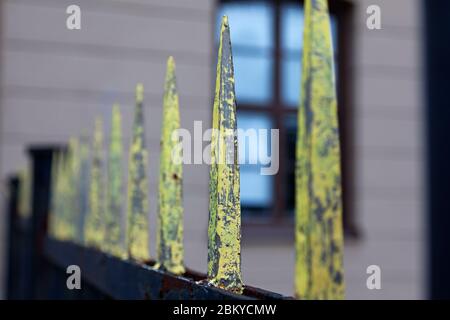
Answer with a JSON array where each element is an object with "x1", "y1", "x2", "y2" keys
[{"x1": 44, "y1": 237, "x2": 288, "y2": 300}]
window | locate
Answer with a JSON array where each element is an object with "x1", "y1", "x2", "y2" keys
[{"x1": 216, "y1": 0, "x2": 356, "y2": 235}]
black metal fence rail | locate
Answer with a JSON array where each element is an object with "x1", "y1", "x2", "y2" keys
[{"x1": 43, "y1": 237, "x2": 287, "y2": 300}]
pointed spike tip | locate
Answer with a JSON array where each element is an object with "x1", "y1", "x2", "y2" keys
[
  {"x1": 136, "y1": 83, "x2": 144, "y2": 104},
  {"x1": 222, "y1": 15, "x2": 229, "y2": 27},
  {"x1": 167, "y1": 56, "x2": 175, "y2": 68},
  {"x1": 166, "y1": 56, "x2": 176, "y2": 77}
]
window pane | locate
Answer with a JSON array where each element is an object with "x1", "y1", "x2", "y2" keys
[
  {"x1": 234, "y1": 54, "x2": 273, "y2": 104},
  {"x1": 282, "y1": 58, "x2": 302, "y2": 107},
  {"x1": 237, "y1": 112, "x2": 274, "y2": 212},
  {"x1": 281, "y1": 4, "x2": 304, "y2": 52},
  {"x1": 240, "y1": 168, "x2": 272, "y2": 208},
  {"x1": 217, "y1": 2, "x2": 274, "y2": 105},
  {"x1": 217, "y1": 2, "x2": 274, "y2": 50},
  {"x1": 281, "y1": 4, "x2": 338, "y2": 107}
]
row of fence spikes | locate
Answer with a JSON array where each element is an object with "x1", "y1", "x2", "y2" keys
[
  {"x1": 47, "y1": 19, "x2": 244, "y2": 292},
  {"x1": 46, "y1": 3, "x2": 344, "y2": 297},
  {"x1": 48, "y1": 58, "x2": 185, "y2": 275}
]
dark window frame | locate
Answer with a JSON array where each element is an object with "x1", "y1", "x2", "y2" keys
[{"x1": 216, "y1": 0, "x2": 357, "y2": 238}]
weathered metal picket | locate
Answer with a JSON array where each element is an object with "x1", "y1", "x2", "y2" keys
[
  {"x1": 295, "y1": 0, "x2": 344, "y2": 300},
  {"x1": 207, "y1": 16, "x2": 243, "y2": 294},
  {"x1": 5, "y1": 2, "x2": 343, "y2": 300},
  {"x1": 158, "y1": 56, "x2": 184, "y2": 275}
]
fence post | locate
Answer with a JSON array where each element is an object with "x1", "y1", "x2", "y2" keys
[
  {"x1": 6, "y1": 176, "x2": 20, "y2": 299},
  {"x1": 127, "y1": 84, "x2": 150, "y2": 261},
  {"x1": 295, "y1": 0, "x2": 345, "y2": 299},
  {"x1": 207, "y1": 16, "x2": 243, "y2": 294},
  {"x1": 157, "y1": 56, "x2": 185, "y2": 274},
  {"x1": 28, "y1": 147, "x2": 60, "y2": 298},
  {"x1": 106, "y1": 104, "x2": 126, "y2": 258}
]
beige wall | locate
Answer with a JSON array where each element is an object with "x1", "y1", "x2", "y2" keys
[
  {"x1": 348, "y1": 0, "x2": 424, "y2": 299},
  {"x1": 0, "y1": 0, "x2": 424, "y2": 299}
]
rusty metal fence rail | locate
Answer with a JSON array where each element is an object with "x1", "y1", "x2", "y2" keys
[{"x1": 5, "y1": 0, "x2": 343, "y2": 300}]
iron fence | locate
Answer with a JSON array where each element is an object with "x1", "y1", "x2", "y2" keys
[{"x1": 5, "y1": 0, "x2": 342, "y2": 300}]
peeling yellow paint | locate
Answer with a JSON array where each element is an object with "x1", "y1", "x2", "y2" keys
[
  {"x1": 85, "y1": 118, "x2": 107, "y2": 249},
  {"x1": 126, "y1": 84, "x2": 150, "y2": 261},
  {"x1": 207, "y1": 16, "x2": 243, "y2": 294},
  {"x1": 106, "y1": 104, "x2": 126, "y2": 259},
  {"x1": 66, "y1": 137, "x2": 80, "y2": 242},
  {"x1": 295, "y1": 0, "x2": 345, "y2": 300},
  {"x1": 156, "y1": 56, "x2": 185, "y2": 274},
  {"x1": 76, "y1": 133, "x2": 90, "y2": 244},
  {"x1": 49, "y1": 140, "x2": 80, "y2": 242}
]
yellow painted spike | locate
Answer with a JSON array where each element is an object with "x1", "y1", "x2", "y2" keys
[
  {"x1": 295, "y1": 0, "x2": 345, "y2": 299},
  {"x1": 18, "y1": 165, "x2": 32, "y2": 219},
  {"x1": 106, "y1": 104, "x2": 126, "y2": 259},
  {"x1": 76, "y1": 132, "x2": 90, "y2": 244},
  {"x1": 56, "y1": 150, "x2": 72, "y2": 241},
  {"x1": 66, "y1": 137, "x2": 80, "y2": 241},
  {"x1": 157, "y1": 56, "x2": 185, "y2": 275},
  {"x1": 85, "y1": 118, "x2": 107, "y2": 249},
  {"x1": 207, "y1": 16, "x2": 243, "y2": 294},
  {"x1": 126, "y1": 84, "x2": 150, "y2": 261}
]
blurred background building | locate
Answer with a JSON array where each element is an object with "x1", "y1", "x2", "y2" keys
[{"x1": 0, "y1": 0, "x2": 424, "y2": 299}]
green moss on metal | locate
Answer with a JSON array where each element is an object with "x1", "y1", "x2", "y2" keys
[
  {"x1": 156, "y1": 56, "x2": 185, "y2": 275},
  {"x1": 106, "y1": 104, "x2": 126, "y2": 259},
  {"x1": 295, "y1": 0, "x2": 345, "y2": 300},
  {"x1": 126, "y1": 84, "x2": 150, "y2": 261},
  {"x1": 207, "y1": 16, "x2": 243, "y2": 294},
  {"x1": 85, "y1": 118, "x2": 107, "y2": 249}
]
